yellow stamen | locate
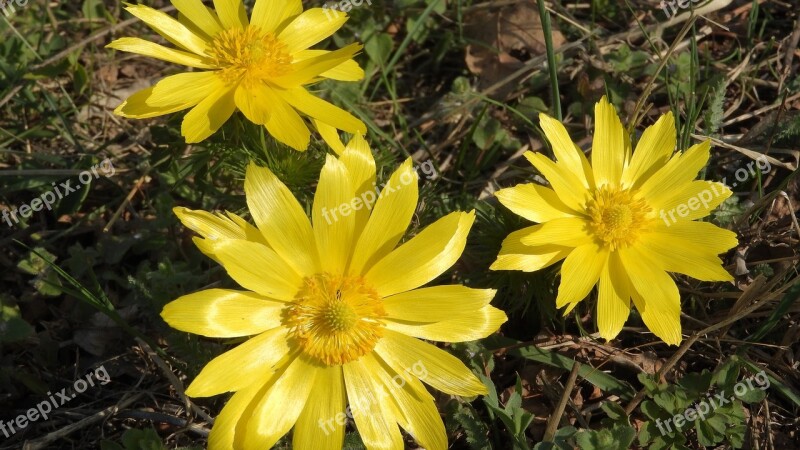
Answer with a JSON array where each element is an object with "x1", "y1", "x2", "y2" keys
[
  {"x1": 284, "y1": 274, "x2": 385, "y2": 366},
  {"x1": 587, "y1": 186, "x2": 652, "y2": 250},
  {"x1": 207, "y1": 26, "x2": 292, "y2": 86}
]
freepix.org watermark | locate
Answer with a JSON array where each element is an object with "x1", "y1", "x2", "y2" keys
[
  {"x1": 2, "y1": 158, "x2": 115, "y2": 228},
  {"x1": 659, "y1": 0, "x2": 707, "y2": 19},
  {"x1": 0, "y1": 0, "x2": 28, "y2": 18},
  {"x1": 0, "y1": 365, "x2": 111, "y2": 439},
  {"x1": 318, "y1": 360, "x2": 428, "y2": 435},
  {"x1": 659, "y1": 155, "x2": 771, "y2": 227},
  {"x1": 655, "y1": 370, "x2": 770, "y2": 435},
  {"x1": 321, "y1": 159, "x2": 438, "y2": 226},
  {"x1": 322, "y1": 0, "x2": 372, "y2": 21}
]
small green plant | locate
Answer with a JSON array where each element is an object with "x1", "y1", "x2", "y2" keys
[
  {"x1": 636, "y1": 358, "x2": 766, "y2": 449},
  {"x1": 483, "y1": 375, "x2": 535, "y2": 450},
  {"x1": 100, "y1": 428, "x2": 201, "y2": 450}
]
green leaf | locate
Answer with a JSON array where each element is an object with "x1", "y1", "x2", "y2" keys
[
  {"x1": 82, "y1": 0, "x2": 107, "y2": 20},
  {"x1": 637, "y1": 421, "x2": 659, "y2": 445},
  {"x1": 500, "y1": 342, "x2": 635, "y2": 400},
  {"x1": 735, "y1": 384, "x2": 767, "y2": 403},
  {"x1": 99, "y1": 442, "x2": 125, "y2": 450},
  {"x1": 452, "y1": 403, "x2": 491, "y2": 450},
  {"x1": 712, "y1": 358, "x2": 740, "y2": 392},
  {"x1": 695, "y1": 418, "x2": 724, "y2": 447},
  {"x1": 517, "y1": 97, "x2": 549, "y2": 118},
  {"x1": 17, "y1": 246, "x2": 56, "y2": 275},
  {"x1": 677, "y1": 370, "x2": 712, "y2": 396},
  {"x1": 364, "y1": 32, "x2": 393, "y2": 66},
  {"x1": 472, "y1": 117, "x2": 509, "y2": 151},
  {"x1": 119, "y1": 428, "x2": 165, "y2": 450},
  {"x1": 575, "y1": 429, "x2": 614, "y2": 450},
  {"x1": 640, "y1": 400, "x2": 669, "y2": 421},
  {"x1": 637, "y1": 373, "x2": 661, "y2": 393},
  {"x1": 0, "y1": 303, "x2": 34, "y2": 343},
  {"x1": 653, "y1": 390, "x2": 678, "y2": 414},
  {"x1": 601, "y1": 401, "x2": 627, "y2": 421},
  {"x1": 728, "y1": 424, "x2": 746, "y2": 448},
  {"x1": 706, "y1": 412, "x2": 729, "y2": 434}
]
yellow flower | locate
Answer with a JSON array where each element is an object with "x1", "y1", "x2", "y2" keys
[
  {"x1": 163, "y1": 136, "x2": 507, "y2": 449},
  {"x1": 107, "y1": 0, "x2": 366, "y2": 149},
  {"x1": 491, "y1": 96, "x2": 737, "y2": 345}
]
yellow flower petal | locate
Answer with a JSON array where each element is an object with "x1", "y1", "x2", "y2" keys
[
  {"x1": 490, "y1": 226, "x2": 572, "y2": 271},
  {"x1": 366, "y1": 211, "x2": 474, "y2": 297},
  {"x1": 383, "y1": 285, "x2": 496, "y2": 321},
  {"x1": 178, "y1": 11, "x2": 212, "y2": 40},
  {"x1": 114, "y1": 87, "x2": 194, "y2": 119},
  {"x1": 342, "y1": 355, "x2": 404, "y2": 449},
  {"x1": 385, "y1": 305, "x2": 507, "y2": 342},
  {"x1": 652, "y1": 180, "x2": 731, "y2": 223},
  {"x1": 638, "y1": 140, "x2": 711, "y2": 204},
  {"x1": 315, "y1": 120, "x2": 346, "y2": 154},
  {"x1": 174, "y1": 207, "x2": 268, "y2": 262},
  {"x1": 495, "y1": 183, "x2": 578, "y2": 222},
  {"x1": 174, "y1": 206, "x2": 249, "y2": 241},
  {"x1": 114, "y1": 72, "x2": 223, "y2": 119},
  {"x1": 294, "y1": 50, "x2": 365, "y2": 81},
  {"x1": 262, "y1": 87, "x2": 311, "y2": 150},
  {"x1": 639, "y1": 224, "x2": 735, "y2": 281},
  {"x1": 144, "y1": 71, "x2": 223, "y2": 107},
  {"x1": 245, "y1": 162, "x2": 319, "y2": 275},
  {"x1": 647, "y1": 220, "x2": 738, "y2": 259},
  {"x1": 592, "y1": 96, "x2": 626, "y2": 187},
  {"x1": 520, "y1": 217, "x2": 592, "y2": 247},
  {"x1": 555, "y1": 243, "x2": 608, "y2": 309},
  {"x1": 367, "y1": 354, "x2": 447, "y2": 450},
  {"x1": 212, "y1": 0, "x2": 248, "y2": 29},
  {"x1": 181, "y1": 85, "x2": 237, "y2": 143},
  {"x1": 172, "y1": 0, "x2": 223, "y2": 36},
  {"x1": 274, "y1": 42, "x2": 362, "y2": 87},
  {"x1": 349, "y1": 159, "x2": 417, "y2": 275},
  {"x1": 621, "y1": 111, "x2": 675, "y2": 188},
  {"x1": 205, "y1": 239, "x2": 303, "y2": 300},
  {"x1": 160, "y1": 289, "x2": 285, "y2": 337},
  {"x1": 312, "y1": 155, "x2": 356, "y2": 274},
  {"x1": 234, "y1": 83, "x2": 271, "y2": 125},
  {"x1": 619, "y1": 245, "x2": 682, "y2": 345},
  {"x1": 106, "y1": 37, "x2": 214, "y2": 68},
  {"x1": 293, "y1": 365, "x2": 346, "y2": 450},
  {"x1": 123, "y1": 4, "x2": 209, "y2": 55},
  {"x1": 242, "y1": 357, "x2": 318, "y2": 449},
  {"x1": 207, "y1": 380, "x2": 266, "y2": 450},
  {"x1": 539, "y1": 113, "x2": 593, "y2": 188},
  {"x1": 279, "y1": 87, "x2": 366, "y2": 134},
  {"x1": 375, "y1": 330, "x2": 487, "y2": 396},
  {"x1": 339, "y1": 135, "x2": 376, "y2": 240},
  {"x1": 524, "y1": 151, "x2": 589, "y2": 211},
  {"x1": 597, "y1": 252, "x2": 630, "y2": 341},
  {"x1": 278, "y1": 8, "x2": 348, "y2": 54},
  {"x1": 186, "y1": 327, "x2": 290, "y2": 397},
  {"x1": 251, "y1": 0, "x2": 302, "y2": 33}
]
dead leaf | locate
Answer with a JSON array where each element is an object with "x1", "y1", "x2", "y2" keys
[{"x1": 464, "y1": 0, "x2": 565, "y2": 98}]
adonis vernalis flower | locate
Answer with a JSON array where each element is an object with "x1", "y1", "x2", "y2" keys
[
  {"x1": 163, "y1": 136, "x2": 507, "y2": 449},
  {"x1": 491, "y1": 96, "x2": 737, "y2": 345},
  {"x1": 108, "y1": 0, "x2": 366, "y2": 149}
]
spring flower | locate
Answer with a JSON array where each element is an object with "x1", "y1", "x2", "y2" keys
[
  {"x1": 163, "y1": 136, "x2": 507, "y2": 449},
  {"x1": 108, "y1": 0, "x2": 366, "y2": 149},
  {"x1": 491, "y1": 97, "x2": 737, "y2": 345}
]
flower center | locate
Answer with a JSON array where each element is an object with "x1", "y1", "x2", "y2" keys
[
  {"x1": 586, "y1": 186, "x2": 652, "y2": 250},
  {"x1": 284, "y1": 274, "x2": 386, "y2": 366},
  {"x1": 207, "y1": 26, "x2": 292, "y2": 86}
]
